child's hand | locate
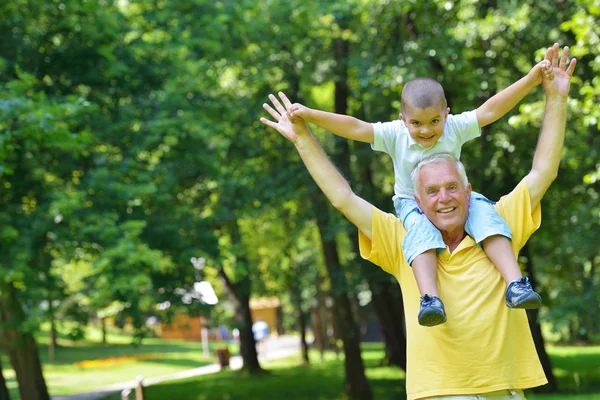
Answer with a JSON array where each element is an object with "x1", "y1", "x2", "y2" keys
[
  {"x1": 289, "y1": 103, "x2": 311, "y2": 121},
  {"x1": 528, "y1": 59, "x2": 552, "y2": 86}
]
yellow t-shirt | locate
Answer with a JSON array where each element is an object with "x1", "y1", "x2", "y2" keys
[{"x1": 359, "y1": 179, "x2": 548, "y2": 400}]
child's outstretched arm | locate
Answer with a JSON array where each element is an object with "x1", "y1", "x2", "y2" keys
[
  {"x1": 476, "y1": 56, "x2": 552, "y2": 128},
  {"x1": 288, "y1": 98, "x2": 374, "y2": 144}
]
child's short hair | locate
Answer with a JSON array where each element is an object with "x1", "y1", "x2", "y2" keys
[{"x1": 401, "y1": 78, "x2": 447, "y2": 110}]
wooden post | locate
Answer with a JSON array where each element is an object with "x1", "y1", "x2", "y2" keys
[{"x1": 135, "y1": 375, "x2": 145, "y2": 400}]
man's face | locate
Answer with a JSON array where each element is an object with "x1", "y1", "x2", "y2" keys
[
  {"x1": 414, "y1": 161, "x2": 471, "y2": 236},
  {"x1": 400, "y1": 103, "x2": 450, "y2": 149}
]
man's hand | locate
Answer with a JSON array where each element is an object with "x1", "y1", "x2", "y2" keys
[
  {"x1": 542, "y1": 43, "x2": 577, "y2": 99},
  {"x1": 261, "y1": 92, "x2": 310, "y2": 144}
]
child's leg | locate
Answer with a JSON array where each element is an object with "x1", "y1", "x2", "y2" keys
[
  {"x1": 467, "y1": 192, "x2": 541, "y2": 309},
  {"x1": 481, "y1": 235, "x2": 522, "y2": 284},
  {"x1": 395, "y1": 197, "x2": 446, "y2": 326},
  {"x1": 411, "y1": 250, "x2": 439, "y2": 297}
]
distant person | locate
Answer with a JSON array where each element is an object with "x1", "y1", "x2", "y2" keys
[
  {"x1": 252, "y1": 320, "x2": 270, "y2": 358},
  {"x1": 287, "y1": 52, "x2": 551, "y2": 327},
  {"x1": 260, "y1": 43, "x2": 575, "y2": 400}
]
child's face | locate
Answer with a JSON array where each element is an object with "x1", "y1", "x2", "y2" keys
[{"x1": 400, "y1": 103, "x2": 450, "y2": 148}]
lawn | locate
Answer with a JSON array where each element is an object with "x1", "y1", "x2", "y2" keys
[
  {"x1": 2, "y1": 329, "x2": 599, "y2": 400},
  {"x1": 1, "y1": 323, "x2": 237, "y2": 399},
  {"x1": 103, "y1": 343, "x2": 600, "y2": 400}
]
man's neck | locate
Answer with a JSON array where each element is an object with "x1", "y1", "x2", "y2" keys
[{"x1": 442, "y1": 229, "x2": 467, "y2": 252}]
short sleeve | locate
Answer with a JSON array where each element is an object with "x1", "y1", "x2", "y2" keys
[
  {"x1": 372, "y1": 120, "x2": 402, "y2": 154},
  {"x1": 494, "y1": 179, "x2": 542, "y2": 252},
  {"x1": 359, "y1": 207, "x2": 407, "y2": 279},
  {"x1": 446, "y1": 110, "x2": 481, "y2": 145}
]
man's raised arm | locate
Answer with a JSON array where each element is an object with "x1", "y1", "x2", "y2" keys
[
  {"x1": 260, "y1": 92, "x2": 375, "y2": 239},
  {"x1": 525, "y1": 43, "x2": 577, "y2": 209}
]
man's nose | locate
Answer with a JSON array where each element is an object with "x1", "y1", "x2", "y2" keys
[{"x1": 439, "y1": 188, "x2": 450, "y2": 201}]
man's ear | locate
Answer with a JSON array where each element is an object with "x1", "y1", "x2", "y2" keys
[
  {"x1": 414, "y1": 194, "x2": 421, "y2": 208},
  {"x1": 466, "y1": 183, "x2": 472, "y2": 198}
]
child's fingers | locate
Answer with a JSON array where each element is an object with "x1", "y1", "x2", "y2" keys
[
  {"x1": 263, "y1": 102, "x2": 281, "y2": 121},
  {"x1": 566, "y1": 58, "x2": 577, "y2": 76}
]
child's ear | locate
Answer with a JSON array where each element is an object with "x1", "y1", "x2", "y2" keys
[
  {"x1": 399, "y1": 113, "x2": 405, "y2": 122},
  {"x1": 445, "y1": 107, "x2": 450, "y2": 118}
]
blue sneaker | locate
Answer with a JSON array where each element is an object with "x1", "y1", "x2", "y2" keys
[
  {"x1": 418, "y1": 294, "x2": 447, "y2": 327},
  {"x1": 506, "y1": 277, "x2": 542, "y2": 309}
]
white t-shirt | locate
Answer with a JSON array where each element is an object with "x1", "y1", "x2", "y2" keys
[{"x1": 372, "y1": 110, "x2": 480, "y2": 199}]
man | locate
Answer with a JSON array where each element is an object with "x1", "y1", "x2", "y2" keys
[{"x1": 260, "y1": 43, "x2": 575, "y2": 400}]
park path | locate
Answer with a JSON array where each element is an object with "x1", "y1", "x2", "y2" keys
[{"x1": 51, "y1": 335, "x2": 301, "y2": 400}]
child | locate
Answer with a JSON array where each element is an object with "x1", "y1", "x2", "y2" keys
[{"x1": 288, "y1": 59, "x2": 552, "y2": 327}]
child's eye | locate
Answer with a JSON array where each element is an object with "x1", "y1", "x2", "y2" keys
[
  {"x1": 431, "y1": 119, "x2": 439, "y2": 124},
  {"x1": 413, "y1": 122, "x2": 421, "y2": 126}
]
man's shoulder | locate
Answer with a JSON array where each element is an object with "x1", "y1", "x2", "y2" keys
[{"x1": 493, "y1": 178, "x2": 541, "y2": 249}]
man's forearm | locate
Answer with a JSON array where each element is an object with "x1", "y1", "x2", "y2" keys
[
  {"x1": 294, "y1": 127, "x2": 353, "y2": 208},
  {"x1": 532, "y1": 96, "x2": 568, "y2": 182},
  {"x1": 476, "y1": 75, "x2": 537, "y2": 127},
  {"x1": 293, "y1": 127, "x2": 374, "y2": 238},
  {"x1": 304, "y1": 109, "x2": 374, "y2": 143}
]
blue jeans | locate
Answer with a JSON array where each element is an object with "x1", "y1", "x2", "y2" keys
[{"x1": 394, "y1": 191, "x2": 512, "y2": 265}]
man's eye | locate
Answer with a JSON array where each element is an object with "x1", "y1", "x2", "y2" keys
[{"x1": 449, "y1": 185, "x2": 458, "y2": 191}]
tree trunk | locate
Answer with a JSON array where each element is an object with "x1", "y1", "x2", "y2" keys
[
  {"x1": 0, "y1": 357, "x2": 10, "y2": 400},
  {"x1": 47, "y1": 300, "x2": 57, "y2": 362},
  {"x1": 310, "y1": 285, "x2": 326, "y2": 361},
  {"x1": 366, "y1": 272, "x2": 407, "y2": 370},
  {"x1": 217, "y1": 220, "x2": 262, "y2": 374},
  {"x1": 291, "y1": 284, "x2": 310, "y2": 365},
  {"x1": 289, "y1": 257, "x2": 310, "y2": 365},
  {"x1": 522, "y1": 244, "x2": 557, "y2": 392},
  {"x1": 0, "y1": 284, "x2": 50, "y2": 400},
  {"x1": 311, "y1": 191, "x2": 372, "y2": 400},
  {"x1": 101, "y1": 318, "x2": 108, "y2": 345}
]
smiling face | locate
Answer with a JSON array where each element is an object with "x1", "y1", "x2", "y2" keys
[
  {"x1": 400, "y1": 102, "x2": 450, "y2": 149},
  {"x1": 414, "y1": 159, "x2": 471, "y2": 238}
]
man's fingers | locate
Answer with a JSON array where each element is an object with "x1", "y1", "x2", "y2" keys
[
  {"x1": 566, "y1": 58, "x2": 577, "y2": 76},
  {"x1": 268, "y1": 93, "x2": 287, "y2": 116},
  {"x1": 551, "y1": 43, "x2": 559, "y2": 67},
  {"x1": 260, "y1": 117, "x2": 278, "y2": 130},
  {"x1": 544, "y1": 46, "x2": 554, "y2": 64},
  {"x1": 278, "y1": 92, "x2": 293, "y2": 110},
  {"x1": 559, "y1": 46, "x2": 569, "y2": 70},
  {"x1": 263, "y1": 102, "x2": 281, "y2": 121}
]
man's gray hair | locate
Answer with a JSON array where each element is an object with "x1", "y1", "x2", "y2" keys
[{"x1": 411, "y1": 153, "x2": 469, "y2": 196}]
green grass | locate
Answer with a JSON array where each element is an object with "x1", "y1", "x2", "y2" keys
[
  {"x1": 1, "y1": 323, "x2": 237, "y2": 399},
  {"x1": 2, "y1": 326, "x2": 599, "y2": 400},
  {"x1": 100, "y1": 343, "x2": 600, "y2": 400}
]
